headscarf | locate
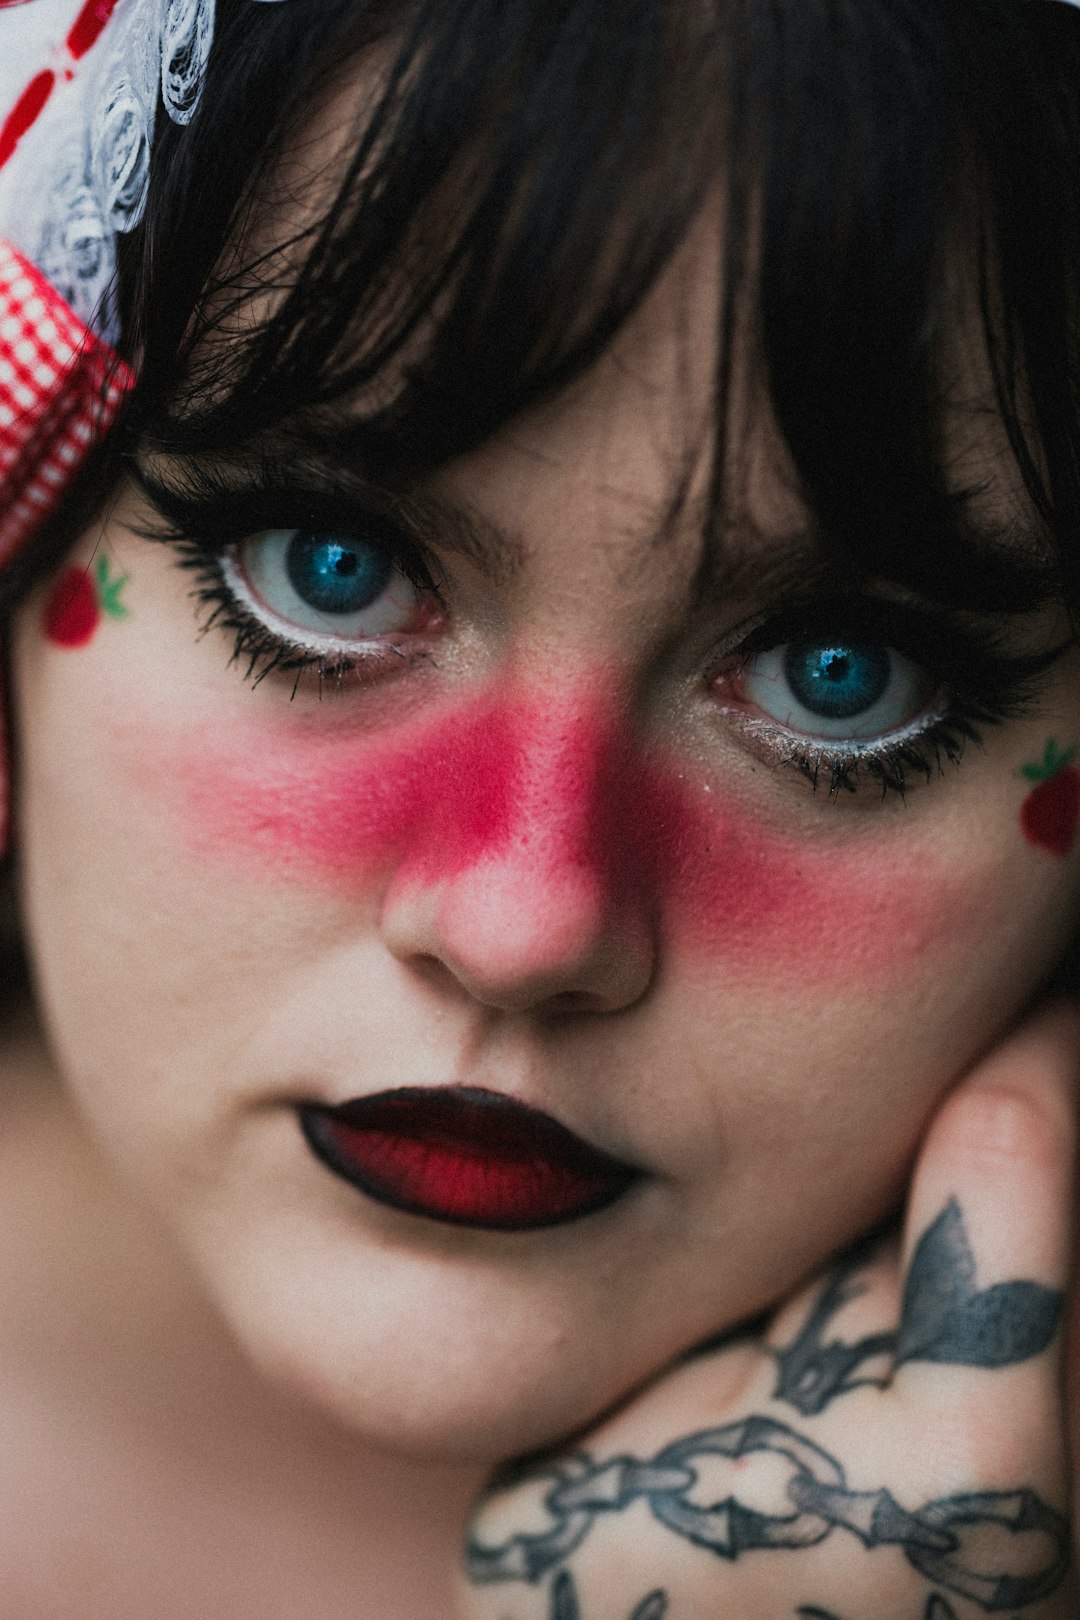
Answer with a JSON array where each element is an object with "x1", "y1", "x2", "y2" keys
[{"x1": 0, "y1": 0, "x2": 218, "y2": 850}]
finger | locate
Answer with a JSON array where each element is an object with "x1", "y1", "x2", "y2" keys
[{"x1": 891, "y1": 1000, "x2": 1079, "y2": 1425}]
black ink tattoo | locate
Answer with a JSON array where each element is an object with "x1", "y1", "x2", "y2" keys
[
  {"x1": 471, "y1": 1203, "x2": 1067, "y2": 1615},
  {"x1": 796, "y1": 1599, "x2": 958, "y2": 1620},
  {"x1": 774, "y1": 1201, "x2": 1063, "y2": 1415},
  {"x1": 773, "y1": 1240, "x2": 895, "y2": 1415},
  {"x1": 550, "y1": 1570, "x2": 667, "y2": 1620},
  {"x1": 895, "y1": 1200, "x2": 1063, "y2": 1367},
  {"x1": 467, "y1": 1417, "x2": 1069, "y2": 1612}
]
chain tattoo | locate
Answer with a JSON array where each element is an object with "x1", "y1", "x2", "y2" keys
[
  {"x1": 465, "y1": 1201, "x2": 1069, "y2": 1618},
  {"x1": 467, "y1": 1414, "x2": 1068, "y2": 1611},
  {"x1": 550, "y1": 1568, "x2": 968, "y2": 1619},
  {"x1": 798, "y1": 1601, "x2": 959, "y2": 1620},
  {"x1": 549, "y1": 1571, "x2": 667, "y2": 1619}
]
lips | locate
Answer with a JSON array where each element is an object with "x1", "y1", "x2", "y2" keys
[{"x1": 299, "y1": 1086, "x2": 640, "y2": 1230}]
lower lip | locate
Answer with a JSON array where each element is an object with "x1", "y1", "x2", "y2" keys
[{"x1": 299, "y1": 1088, "x2": 640, "y2": 1231}]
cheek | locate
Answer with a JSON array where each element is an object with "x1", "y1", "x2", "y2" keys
[{"x1": 168, "y1": 685, "x2": 987, "y2": 987}]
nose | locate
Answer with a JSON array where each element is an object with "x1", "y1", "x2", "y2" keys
[{"x1": 379, "y1": 691, "x2": 657, "y2": 1014}]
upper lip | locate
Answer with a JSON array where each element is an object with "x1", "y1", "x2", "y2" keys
[{"x1": 315, "y1": 1084, "x2": 636, "y2": 1166}]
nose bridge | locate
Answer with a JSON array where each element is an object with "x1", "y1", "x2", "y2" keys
[
  {"x1": 452, "y1": 680, "x2": 636, "y2": 896},
  {"x1": 386, "y1": 678, "x2": 636, "y2": 888},
  {"x1": 508, "y1": 691, "x2": 613, "y2": 874},
  {"x1": 382, "y1": 678, "x2": 656, "y2": 1012}
]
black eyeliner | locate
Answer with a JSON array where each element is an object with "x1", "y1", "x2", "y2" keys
[{"x1": 125, "y1": 459, "x2": 442, "y2": 694}]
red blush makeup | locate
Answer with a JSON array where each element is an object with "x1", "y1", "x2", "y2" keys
[{"x1": 177, "y1": 679, "x2": 972, "y2": 983}]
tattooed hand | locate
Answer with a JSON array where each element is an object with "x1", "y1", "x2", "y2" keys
[{"x1": 454, "y1": 1006, "x2": 1079, "y2": 1620}]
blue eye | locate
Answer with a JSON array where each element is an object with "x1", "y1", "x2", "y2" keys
[
  {"x1": 286, "y1": 533, "x2": 393, "y2": 616},
  {"x1": 739, "y1": 636, "x2": 937, "y2": 741},
  {"x1": 231, "y1": 527, "x2": 422, "y2": 646},
  {"x1": 783, "y1": 641, "x2": 890, "y2": 720}
]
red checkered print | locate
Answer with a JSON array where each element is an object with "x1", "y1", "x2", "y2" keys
[
  {"x1": 0, "y1": 237, "x2": 133, "y2": 567},
  {"x1": 0, "y1": 238, "x2": 133, "y2": 854}
]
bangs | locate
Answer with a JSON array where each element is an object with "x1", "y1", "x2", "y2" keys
[
  {"x1": 62, "y1": 0, "x2": 1080, "y2": 624},
  {"x1": 126, "y1": 0, "x2": 726, "y2": 462}
]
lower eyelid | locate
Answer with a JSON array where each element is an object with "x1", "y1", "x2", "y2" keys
[
  {"x1": 169, "y1": 541, "x2": 443, "y2": 696},
  {"x1": 712, "y1": 681, "x2": 962, "y2": 799},
  {"x1": 722, "y1": 695, "x2": 950, "y2": 752}
]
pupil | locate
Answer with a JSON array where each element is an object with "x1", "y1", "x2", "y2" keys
[
  {"x1": 286, "y1": 532, "x2": 392, "y2": 616},
  {"x1": 784, "y1": 640, "x2": 890, "y2": 720}
]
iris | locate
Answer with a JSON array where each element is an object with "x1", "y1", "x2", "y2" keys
[
  {"x1": 783, "y1": 641, "x2": 891, "y2": 720},
  {"x1": 286, "y1": 533, "x2": 392, "y2": 616}
]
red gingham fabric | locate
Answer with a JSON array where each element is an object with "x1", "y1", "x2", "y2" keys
[
  {"x1": 0, "y1": 238, "x2": 133, "y2": 565},
  {"x1": 0, "y1": 237, "x2": 134, "y2": 852}
]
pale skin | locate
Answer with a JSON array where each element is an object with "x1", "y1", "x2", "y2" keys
[{"x1": 1, "y1": 187, "x2": 1079, "y2": 1617}]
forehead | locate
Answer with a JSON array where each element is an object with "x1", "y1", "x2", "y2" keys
[{"x1": 426, "y1": 224, "x2": 804, "y2": 607}]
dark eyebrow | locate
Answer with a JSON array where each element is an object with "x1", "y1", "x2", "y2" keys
[{"x1": 131, "y1": 444, "x2": 527, "y2": 582}]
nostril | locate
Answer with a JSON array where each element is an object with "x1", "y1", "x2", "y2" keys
[
  {"x1": 410, "y1": 952, "x2": 459, "y2": 991},
  {"x1": 543, "y1": 989, "x2": 596, "y2": 1014}
]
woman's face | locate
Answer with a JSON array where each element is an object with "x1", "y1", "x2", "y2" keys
[{"x1": 13, "y1": 214, "x2": 1080, "y2": 1463}]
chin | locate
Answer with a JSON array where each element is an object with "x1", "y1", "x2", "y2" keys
[
  {"x1": 276, "y1": 1348, "x2": 595, "y2": 1464},
  {"x1": 196, "y1": 1222, "x2": 636, "y2": 1464},
  {"x1": 244, "y1": 1299, "x2": 612, "y2": 1465}
]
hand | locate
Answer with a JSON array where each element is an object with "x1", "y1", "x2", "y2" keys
[{"x1": 454, "y1": 1005, "x2": 1079, "y2": 1620}]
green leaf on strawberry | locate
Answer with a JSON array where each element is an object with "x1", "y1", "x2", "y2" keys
[
  {"x1": 1020, "y1": 737, "x2": 1075, "y2": 782},
  {"x1": 1020, "y1": 737, "x2": 1080, "y2": 856},
  {"x1": 95, "y1": 554, "x2": 130, "y2": 620}
]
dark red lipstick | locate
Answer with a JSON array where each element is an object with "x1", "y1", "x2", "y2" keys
[{"x1": 299, "y1": 1087, "x2": 640, "y2": 1230}]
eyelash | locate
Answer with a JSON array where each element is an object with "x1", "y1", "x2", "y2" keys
[
  {"x1": 129, "y1": 468, "x2": 1065, "y2": 801},
  {"x1": 129, "y1": 469, "x2": 442, "y2": 693},
  {"x1": 733, "y1": 706, "x2": 982, "y2": 800},
  {"x1": 716, "y1": 599, "x2": 1062, "y2": 800}
]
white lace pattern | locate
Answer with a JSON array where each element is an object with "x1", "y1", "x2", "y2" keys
[{"x1": 0, "y1": 0, "x2": 216, "y2": 341}]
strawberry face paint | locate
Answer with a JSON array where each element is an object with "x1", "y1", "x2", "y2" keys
[
  {"x1": 43, "y1": 555, "x2": 129, "y2": 648},
  {"x1": 177, "y1": 680, "x2": 977, "y2": 983},
  {"x1": 1019, "y1": 738, "x2": 1080, "y2": 857}
]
